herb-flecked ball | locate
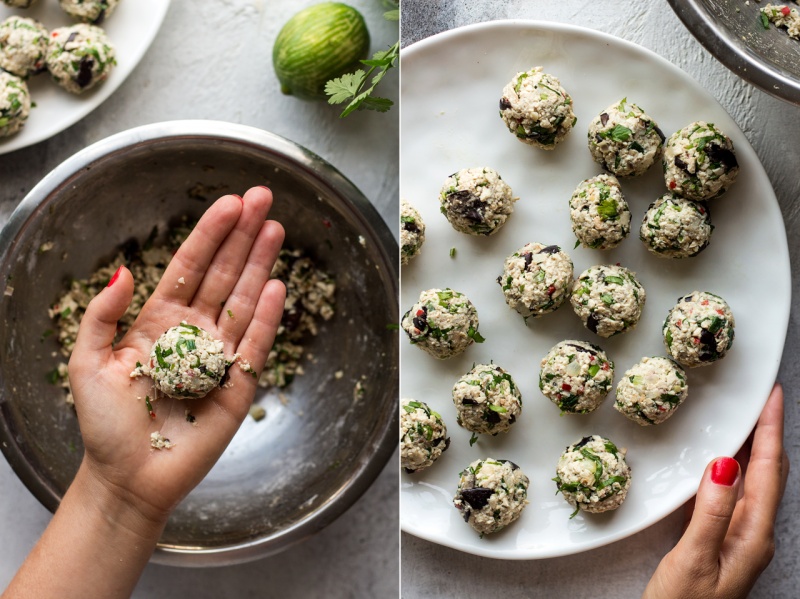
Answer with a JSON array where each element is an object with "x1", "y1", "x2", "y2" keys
[
  {"x1": 499, "y1": 66, "x2": 576, "y2": 150},
  {"x1": 454, "y1": 458, "x2": 529, "y2": 536},
  {"x1": 47, "y1": 23, "x2": 116, "y2": 94},
  {"x1": 587, "y1": 98, "x2": 665, "y2": 177},
  {"x1": 498, "y1": 242, "x2": 573, "y2": 319},
  {"x1": 640, "y1": 192, "x2": 713, "y2": 258},
  {"x1": 401, "y1": 399, "x2": 449, "y2": 473},
  {"x1": 400, "y1": 199, "x2": 425, "y2": 266},
  {"x1": 0, "y1": 71, "x2": 30, "y2": 138},
  {"x1": 59, "y1": 0, "x2": 120, "y2": 24},
  {"x1": 452, "y1": 363, "x2": 522, "y2": 435},
  {"x1": 401, "y1": 288, "x2": 482, "y2": 359},
  {"x1": 614, "y1": 356, "x2": 688, "y2": 426},
  {"x1": 570, "y1": 264, "x2": 646, "y2": 337},
  {"x1": 539, "y1": 340, "x2": 614, "y2": 414},
  {"x1": 0, "y1": 16, "x2": 48, "y2": 78},
  {"x1": 663, "y1": 291, "x2": 735, "y2": 368},
  {"x1": 554, "y1": 435, "x2": 631, "y2": 517},
  {"x1": 663, "y1": 121, "x2": 739, "y2": 201},
  {"x1": 569, "y1": 174, "x2": 631, "y2": 250},
  {"x1": 439, "y1": 167, "x2": 517, "y2": 236}
]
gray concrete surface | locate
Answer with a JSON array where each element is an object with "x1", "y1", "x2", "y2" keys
[
  {"x1": 0, "y1": 1, "x2": 399, "y2": 597},
  {"x1": 400, "y1": 1, "x2": 799, "y2": 598}
]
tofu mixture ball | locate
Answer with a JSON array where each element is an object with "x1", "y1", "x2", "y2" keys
[
  {"x1": 400, "y1": 199, "x2": 425, "y2": 265},
  {"x1": 554, "y1": 435, "x2": 631, "y2": 517},
  {"x1": 3, "y1": 0, "x2": 38, "y2": 7},
  {"x1": 499, "y1": 66, "x2": 576, "y2": 150},
  {"x1": 663, "y1": 291, "x2": 735, "y2": 368},
  {"x1": 0, "y1": 71, "x2": 30, "y2": 138},
  {"x1": 401, "y1": 288, "x2": 483, "y2": 359},
  {"x1": 614, "y1": 356, "x2": 688, "y2": 425},
  {"x1": 452, "y1": 363, "x2": 522, "y2": 436},
  {"x1": 439, "y1": 167, "x2": 517, "y2": 236},
  {"x1": 640, "y1": 192, "x2": 713, "y2": 258},
  {"x1": 453, "y1": 458, "x2": 529, "y2": 536},
  {"x1": 146, "y1": 323, "x2": 227, "y2": 399},
  {"x1": 570, "y1": 264, "x2": 646, "y2": 337},
  {"x1": 0, "y1": 16, "x2": 48, "y2": 78},
  {"x1": 47, "y1": 23, "x2": 116, "y2": 94},
  {"x1": 539, "y1": 340, "x2": 614, "y2": 414},
  {"x1": 587, "y1": 98, "x2": 665, "y2": 177},
  {"x1": 59, "y1": 0, "x2": 120, "y2": 24},
  {"x1": 569, "y1": 174, "x2": 631, "y2": 250},
  {"x1": 498, "y1": 242, "x2": 573, "y2": 319},
  {"x1": 663, "y1": 121, "x2": 739, "y2": 201},
  {"x1": 401, "y1": 399, "x2": 449, "y2": 473}
]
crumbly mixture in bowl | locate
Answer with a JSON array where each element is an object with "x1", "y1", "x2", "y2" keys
[
  {"x1": 499, "y1": 66, "x2": 576, "y2": 150},
  {"x1": 762, "y1": 4, "x2": 800, "y2": 40},
  {"x1": 452, "y1": 363, "x2": 522, "y2": 435},
  {"x1": 554, "y1": 434, "x2": 631, "y2": 517},
  {"x1": 453, "y1": 458, "x2": 529, "y2": 536},
  {"x1": 401, "y1": 399, "x2": 449, "y2": 473}
]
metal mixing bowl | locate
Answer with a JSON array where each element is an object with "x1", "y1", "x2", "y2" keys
[
  {"x1": 0, "y1": 121, "x2": 398, "y2": 566},
  {"x1": 669, "y1": 0, "x2": 800, "y2": 104}
]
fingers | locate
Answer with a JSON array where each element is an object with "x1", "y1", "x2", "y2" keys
[
  {"x1": 740, "y1": 383, "x2": 787, "y2": 536},
  {"x1": 70, "y1": 266, "x2": 134, "y2": 370},
  {"x1": 234, "y1": 279, "x2": 286, "y2": 378},
  {"x1": 217, "y1": 220, "x2": 285, "y2": 343},
  {"x1": 190, "y1": 187, "x2": 274, "y2": 320},
  {"x1": 151, "y1": 194, "x2": 243, "y2": 306},
  {"x1": 676, "y1": 456, "x2": 741, "y2": 569}
]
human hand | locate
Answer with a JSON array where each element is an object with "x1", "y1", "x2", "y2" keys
[
  {"x1": 642, "y1": 383, "x2": 789, "y2": 599},
  {"x1": 67, "y1": 186, "x2": 286, "y2": 524}
]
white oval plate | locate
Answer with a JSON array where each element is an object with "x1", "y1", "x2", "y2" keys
[
  {"x1": 0, "y1": 0, "x2": 170, "y2": 155},
  {"x1": 400, "y1": 21, "x2": 790, "y2": 559}
]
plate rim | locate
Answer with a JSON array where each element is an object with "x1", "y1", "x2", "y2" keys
[{"x1": 399, "y1": 18, "x2": 791, "y2": 560}]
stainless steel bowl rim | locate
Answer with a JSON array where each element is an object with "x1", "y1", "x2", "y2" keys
[
  {"x1": 668, "y1": 0, "x2": 800, "y2": 105},
  {"x1": 0, "y1": 120, "x2": 399, "y2": 567}
]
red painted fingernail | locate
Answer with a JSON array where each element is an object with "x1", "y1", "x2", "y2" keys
[
  {"x1": 711, "y1": 457, "x2": 739, "y2": 486},
  {"x1": 107, "y1": 265, "x2": 123, "y2": 288}
]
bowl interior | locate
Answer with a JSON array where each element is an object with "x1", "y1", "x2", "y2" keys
[{"x1": 0, "y1": 129, "x2": 398, "y2": 562}]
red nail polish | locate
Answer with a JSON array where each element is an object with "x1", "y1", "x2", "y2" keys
[
  {"x1": 711, "y1": 457, "x2": 739, "y2": 486},
  {"x1": 107, "y1": 265, "x2": 123, "y2": 287}
]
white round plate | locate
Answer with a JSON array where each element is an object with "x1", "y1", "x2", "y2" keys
[
  {"x1": 400, "y1": 21, "x2": 790, "y2": 559},
  {"x1": 0, "y1": 0, "x2": 170, "y2": 155}
]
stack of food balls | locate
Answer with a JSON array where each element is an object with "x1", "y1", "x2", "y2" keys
[
  {"x1": 0, "y1": 0, "x2": 118, "y2": 138},
  {"x1": 400, "y1": 64, "x2": 741, "y2": 534}
]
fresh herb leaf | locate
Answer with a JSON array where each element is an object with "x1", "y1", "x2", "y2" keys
[
  {"x1": 469, "y1": 432, "x2": 479, "y2": 447},
  {"x1": 467, "y1": 327, "x2": 485, "y2": 343}
]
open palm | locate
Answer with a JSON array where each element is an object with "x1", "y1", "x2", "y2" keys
[{"x1": 67, "y1": 187, "x2": 285, "y2": 519}]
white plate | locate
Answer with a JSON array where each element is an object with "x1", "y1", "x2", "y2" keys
[
  {"x1": 0, "y1": 0, "x2": 170, "y2": 155},
  {"x1": 400, "y1": 20, "x2": 790, "y2": 559}
]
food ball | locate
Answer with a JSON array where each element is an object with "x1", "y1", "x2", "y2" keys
[
  {"x1": 0, "y1": 71, "x2": 30, "y2": 138},
  {"x1": 587, "y1": 98, "x2": 665, "y2": 177},
  {"x1": 59, "y1": 0, "x2": 119, "y2": 24},
  {"x1": 539, "y1": 340, "x2": 614, "y2": 414},
  {"x1": 663, "y1": 291, "x2": 735, "y2": 367},
  {"x1": 148, "y1": 323, "x2": 227, "y2": 399},
  {"x1": 400, "y1": 200, "x2": 425, "y2": 266},
  {"x1": 569, "y1": 174, "x2": 631, "y2": 250},
  {"x1": 499, "y1": 66, "x2": 576, "y2": 150},
  {"x1": 0, "y1": 16, "x2": 48, "y2": 78},
  {"x1": 614, "y1": 357, "x2": 688, "y2": 425},
  {"x1": 554, "y1": 435, "x2": 631, "y2": 517},
  {"x1": 663, "y1": 121, "x2": 739, "y2": 201},
  {"x1": 640, "y1": 192, "x2": 713, "y2": 258},
  {"x1": 401, "y1": 288, "x2": 482, "y2": 359},
  {"x1": 400, "y1": 399, "x2": 449, "y2": 473},
  {"x1": 498, "y1": 242, "x2": 573, "y2": 319},
  {"x1": 3, "y1": 0, "x2": 38, "y2": 7},
  {"x1": 453, "y1": 458, "x2": 529, "y2": 536},
  {"x1": 47, "y1": 24, "x2": 116, "y2": 94},
  {"x1": 452, "y1": 363, "x2": 522, "y2": 435},
  {"x1": 439, "y1": 167, "x2": 517, "y2": 236},
  {"x1": 570, "y1": 264, "x2": 646, "y2": 337}
]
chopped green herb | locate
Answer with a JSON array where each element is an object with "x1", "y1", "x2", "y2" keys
[
  {"x1": 467, "y1": 327, "x2": 485, "y2": 343},
  {"x1": 469, "y1": 432, "x2": 479, "y2": 447},
  {"x1": 488, "y1": 404, "x2": 508, "y2": 414},
  {"x1": 449, "y1": 247, "x2": 456, "y2": 258},
  {"x1": 227, "y1": 309, "x2": 234, "y2": 318}
]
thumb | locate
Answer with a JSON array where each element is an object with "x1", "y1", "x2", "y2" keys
[
  {"x1": 676, "y1": 456, "x2": 741, "y2": 563},
  {"x1": 70, "y1": 265, "x2": 134, "y2": 367}
]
